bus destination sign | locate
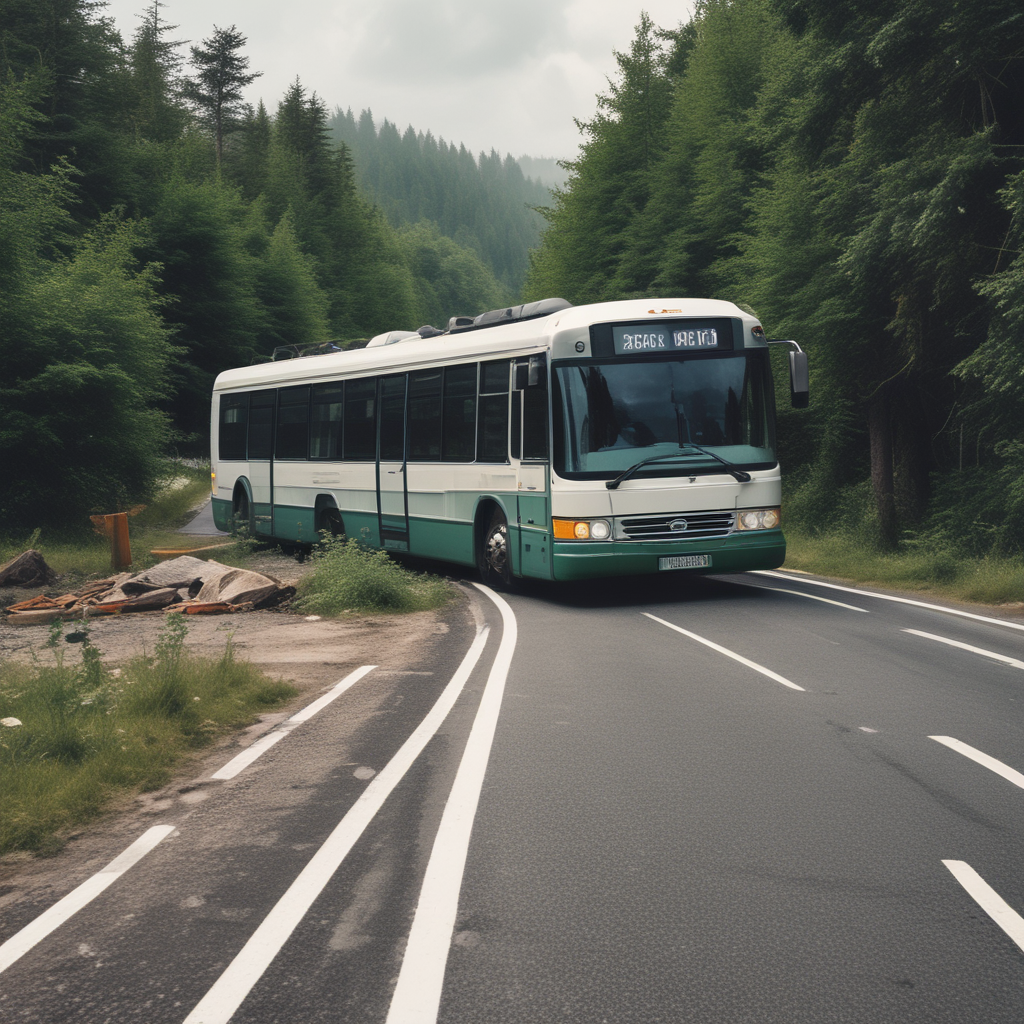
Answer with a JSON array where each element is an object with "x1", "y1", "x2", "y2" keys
[{"x1": 612, "y1": 323, "x2": 720, "y2": 355}]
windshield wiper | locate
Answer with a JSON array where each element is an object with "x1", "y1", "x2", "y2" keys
[{"x1": 605, "y1": 445, "x2": 751, "y2": 490}]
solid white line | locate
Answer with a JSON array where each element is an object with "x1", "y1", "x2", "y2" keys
[
  {"x1": 642, "y1": 612, "x2": 805, "y2": 691},
  {"x1": 0, "y1": 825, "x2": 174, "y2": 974},
  {"x1": 733, "y1": 581, "x2": 868, "y2": 613},
  {"x1": 755, "y1": 570, "x2": 1024, "y2": 633},
  {"x1": 182, "y1": 631, "x2": 490, "y2": 1024},
  {"x1": 386, "y1": 585, "x2": 517, "y2": 1024},
  {"x1": 943, "y1": 860, "x2": 1024, "y2": 953},
  {"x1": 211, "y1": 665, "x2": 376, "y2": 780},
  {"x1": 902, "y1": 630, "x2": 1024, "y2": 671},
  {"x1": 929, "y1": 736, "x2": 1024, "y2": 790}
]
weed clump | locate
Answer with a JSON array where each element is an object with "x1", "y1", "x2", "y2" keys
[
  {"x1": 294, "y1": 536, "x2": 452, "y2": 616},
  {"x1": 0, "y1": 615, "x2": 294, "y2": 855}
]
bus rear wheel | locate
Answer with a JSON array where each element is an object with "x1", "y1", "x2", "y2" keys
[
  {"x1": 319, "y1": 507, "x2": 345, "y2": 538},
  {"x1": 232, "y1": 490, "x2": 252, "y2": 535},
  {"x1": 479, "y1": 509, "x2": 515, "y2": 590}
]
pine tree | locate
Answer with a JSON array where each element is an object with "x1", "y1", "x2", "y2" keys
[{"x1": 181, "y1": 24, "x2": 260, "y2": 164}]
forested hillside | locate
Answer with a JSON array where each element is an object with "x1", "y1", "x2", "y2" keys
[
  {"x1": 0, "y1": 1, "x2": 508, "y2": 530},
  {"x1": 329, "y1": 109, "x2": 551, "y2": 290},
  {"x1": 527, "y1": 1, "x2": 1024, "y2": 556}
]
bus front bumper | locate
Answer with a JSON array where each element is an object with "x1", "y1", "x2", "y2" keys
[{"x1": 550, "y1": 530, "x2": 786, "y2": 581}]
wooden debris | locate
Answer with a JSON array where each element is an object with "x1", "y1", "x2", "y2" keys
[{"x1": 0, "y1": 550, "x2": 57, "y2": 588}]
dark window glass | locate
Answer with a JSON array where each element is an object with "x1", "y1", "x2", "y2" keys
[
  {"x1": 510, "y1": 391, "x2": 522, "y2": 460},
  {"x1": 219, "y1": 393, "x2": 248, "y2": 461},
  {"x1": 310, "y1": 384, "x2": 343, "y2": 459},
  {"x1": 478, "y1": 360, "x2": 509, "y2": 462},
  {"x1": 344, "y1": 378, "x2": 377, "y2": 460},
  {"x1": 442, "y1": 364, "x2": 476, "y2": 461},
  {"x1": 523, "y1": 386, "x2": 549, "y2": 460},
  {"x1": 276, "y1": 386, "x2": 310, "y2": 460},
  {"x1": 408, "y1": 370, "x2": 441, "y2": 460},
  {"x1": 379, "y1": 375, "x2": 406, "y2": 461},
  {"x1": 248, "y1": 390, "x2": 275, "y2": 460}
]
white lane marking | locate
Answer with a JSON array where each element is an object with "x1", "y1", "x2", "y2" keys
[
  {"x1": 731, "y1": 581, "x2": 869, "y2": 613},
  {"x1": 755, "y1": 571, "x2": 1024, "y2": 634},
  {"x1": 0, "y1": 826, "x2": 174, "y2": 974},
  {"x1": 386, "y1": 585, "x2": 517, "y2": 1024},
  {"x1": 943, "y1": 861, "x2": 1024, "y2": 953},
  {"x1": 642, "y1": 612, "x2": 805, "y2": 691},
  {"x1": 901, "y1": 629, "x2": 1024, "y2": 671},
  {"x1": 211, "y1": 665, "x2": 376, "y2": 780},
  {"x1": 182, "y1": 630, "x2": 490, "y2": 1024},
  {"x1": 929, "y1": 737, "x2": 1024, "y2": 790}
]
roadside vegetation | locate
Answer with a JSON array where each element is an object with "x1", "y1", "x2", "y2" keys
[
  {"x1": 784, "y1": 530, "x2": 1024, "y2": 608},
  {"x1": 0, "y1": 616, "x2": 294, "y2": 856},
  {"x1": 294, "y1": 536, "x2": 453, "y2": 616}
]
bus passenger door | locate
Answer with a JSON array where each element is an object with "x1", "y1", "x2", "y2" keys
[
  {"x1": 377, "y1": 374, "x2": 409, "y2": 551},
  {"x1": 247, "y1": 390, "x2": 275, "y2": 535},
  {"x1": 513, "y1": 359, "x2": 552, "y2": 578}
]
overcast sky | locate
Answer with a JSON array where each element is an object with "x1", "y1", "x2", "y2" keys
[{"x1": 99, "y1": 0, "x2": 695, "y2": 160}]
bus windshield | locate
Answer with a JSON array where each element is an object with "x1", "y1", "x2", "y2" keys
[{"x1": 552, "y1": 351, "x2": 776, "y2": 479}]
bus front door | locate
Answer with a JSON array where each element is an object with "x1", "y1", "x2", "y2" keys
[{"x1": 377, "y1": 375, "x2": 409, "y2": 551}]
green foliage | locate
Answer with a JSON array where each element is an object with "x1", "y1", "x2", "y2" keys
[
  {"x1": 295, "y1": 536, "x2": 453, "y2": 616},
  {"x1": 0, "y1": 620, "x2": 295, "y2": 854}
]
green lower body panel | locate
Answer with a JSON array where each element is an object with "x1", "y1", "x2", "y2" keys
[
  {"x1": 212, "y1": 497, "x2": 232, "y2": 531},
  {"x1": 551, "y1": 531, "x2": 786, "y2": 581}
]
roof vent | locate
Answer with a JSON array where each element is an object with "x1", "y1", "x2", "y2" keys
[
  {"x1": 447, "y1": 297, "x2": 572, "y2": 334},
  {"x1": 366, "y1": 330, "x2": 420, "y2": 348}
]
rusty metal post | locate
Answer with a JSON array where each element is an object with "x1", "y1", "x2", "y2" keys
[{"x1": 105, "y1": 512, "x2": 132, "y2": 571}]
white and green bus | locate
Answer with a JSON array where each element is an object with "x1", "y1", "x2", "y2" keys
[{"x1": 210, "y1": 297, "x2": 807, "y2": 584}]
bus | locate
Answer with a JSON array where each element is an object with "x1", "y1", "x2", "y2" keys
[{"x1": 210, "y1": 297, "x2": 808, "y2": 585}]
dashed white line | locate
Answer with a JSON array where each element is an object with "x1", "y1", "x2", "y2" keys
[
  {"x1": 642, "y1": 612, "x2": 805, "y2": 691},
  {"x1": 943, "y1": 861, "x2": 1024, "y2": 954},
  {"x1": 0, "y1": 825, "x2": 174, "y2": 974},
  {"x1": 386, "y1": 585, "x2": 517, "y2": 1024},
  {"x1": 211, "y1": 665, "x2": 376, "y2": 780},
  {"x1": 902, "y1": 629, "x2": 1024, "y2": 671},
  {"x1": 929, "y1": 737, "x2": 1024, "y2": 790},
  {"x1": 755, "y1": 571, "x2": 1024, "y2": 633},
  {"x1": 182, "y1": 630, "x2": 490, "y2": 1024}
]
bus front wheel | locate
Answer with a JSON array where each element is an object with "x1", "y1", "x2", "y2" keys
[{"x1": 479, "y1": 509, "x2": 515, "y2": 590}]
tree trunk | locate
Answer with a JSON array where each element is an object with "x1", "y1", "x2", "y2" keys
[{"x1": 868, "y1": 392, "x2": 898, "y2": 549}]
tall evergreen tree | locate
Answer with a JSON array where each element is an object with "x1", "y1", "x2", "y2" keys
[{"x1": 181, "y1": 24, "x2": 260, "y2": 164}]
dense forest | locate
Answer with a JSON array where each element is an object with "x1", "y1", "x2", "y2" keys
[
  {"x1": 0, "y1": 0, "x2": 521, "y2": 530},
  {"x1": 527, "y1": 0, "x2": 1024, "y2": 556},
  {"x1": 329, "y1": 109, "x2": 551, "y2": 291}
]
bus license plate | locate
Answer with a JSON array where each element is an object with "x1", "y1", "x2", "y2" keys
[{"x1": 659, "y1": 554, "x2": 711, "y2": 571}]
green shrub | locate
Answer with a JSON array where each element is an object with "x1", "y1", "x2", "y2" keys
[
  {"x1": 0, "y1": 615, "x2": 294, "y2": 854},
  {"x1": 294, "y1": 535, "x2": 453, "y2": 615}
]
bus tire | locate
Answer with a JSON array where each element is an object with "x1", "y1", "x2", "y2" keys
[
  {"x1": 319, "y1": 507, "x2": 345, "y2": 538},
  {"x1": 232, "y1": 488, "x2": 253, "y2": 536},
  {"x1": 479, "y1": 509, "x2": 516, "y2": 590}
]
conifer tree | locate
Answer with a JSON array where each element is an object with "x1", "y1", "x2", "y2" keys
[{"x1": 181, "y1": 24, "x2": 260, "y2": 164}]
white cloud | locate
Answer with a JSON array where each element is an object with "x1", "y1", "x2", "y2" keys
[{"x1": 100, "y1": 0, "x2": 695, "y2": 158}]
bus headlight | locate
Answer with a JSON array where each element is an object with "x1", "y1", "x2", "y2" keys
[
  {"x1": 553, "y1": 518, "x2": 612, "y2": 541},
  {"x1": 736, "y1": 508, "x2": 781, "y2": 531}
]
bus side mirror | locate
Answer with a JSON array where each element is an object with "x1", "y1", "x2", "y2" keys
[
  {"x1": 789, "y1": 350, "x2": 809, "y2": 408},
  {"x1": 514, "y1": 356, "x2": 546, "y2": 390},
  {"x1": 514, "y1": 362, "x2": 530, "y2": 391}
]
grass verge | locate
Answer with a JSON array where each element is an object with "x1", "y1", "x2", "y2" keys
[
  {"x1": 294, "y1": 536, "x2": 453, "y2": 615},
  {"x1": 784, "y1": 529, "x2": 1024, "y2": 606},
  {"x1": 0, "y1": 615, "x2": 295, "y2": 856}
]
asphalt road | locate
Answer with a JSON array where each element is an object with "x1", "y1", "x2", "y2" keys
[{"x1": 2, "y1": 569, "x2": 1022, "y2": 1023}]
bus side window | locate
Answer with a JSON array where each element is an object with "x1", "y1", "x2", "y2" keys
[
  {"x1": 276, "y1": 386, "x2": 310, "y2": 460},
  {"x1": 523, "y1": 384, "x2": 549, "y2": 461},
  {"x1": 219, "y1": 393, "x2": 248, "y2": 461},
  {"x1": 379, "y1": 376, "x2": 407, "y2": 461},
  {"x1": 344, "y1": 378, "x2": 377, "y2": 460},
  {"x1": 442, "y1": 364, "x2": 477, "y2": 461},
  {"x1": 478, "y1": 360, "x2": 510, "y2": 463},
  {"x1": 310, "y1": 383, "x2": 343, "y2": 459},
  {"x1": 248, "y1": 390, "x2": 275, "y2": 460},
  {"x1": 408, "y1": 370, "x2": 441, "y2": 460}
]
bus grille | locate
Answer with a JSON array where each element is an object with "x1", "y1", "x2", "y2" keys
[{"x1": 617, "y1": 510, "x2": 735, "y2": 541}]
